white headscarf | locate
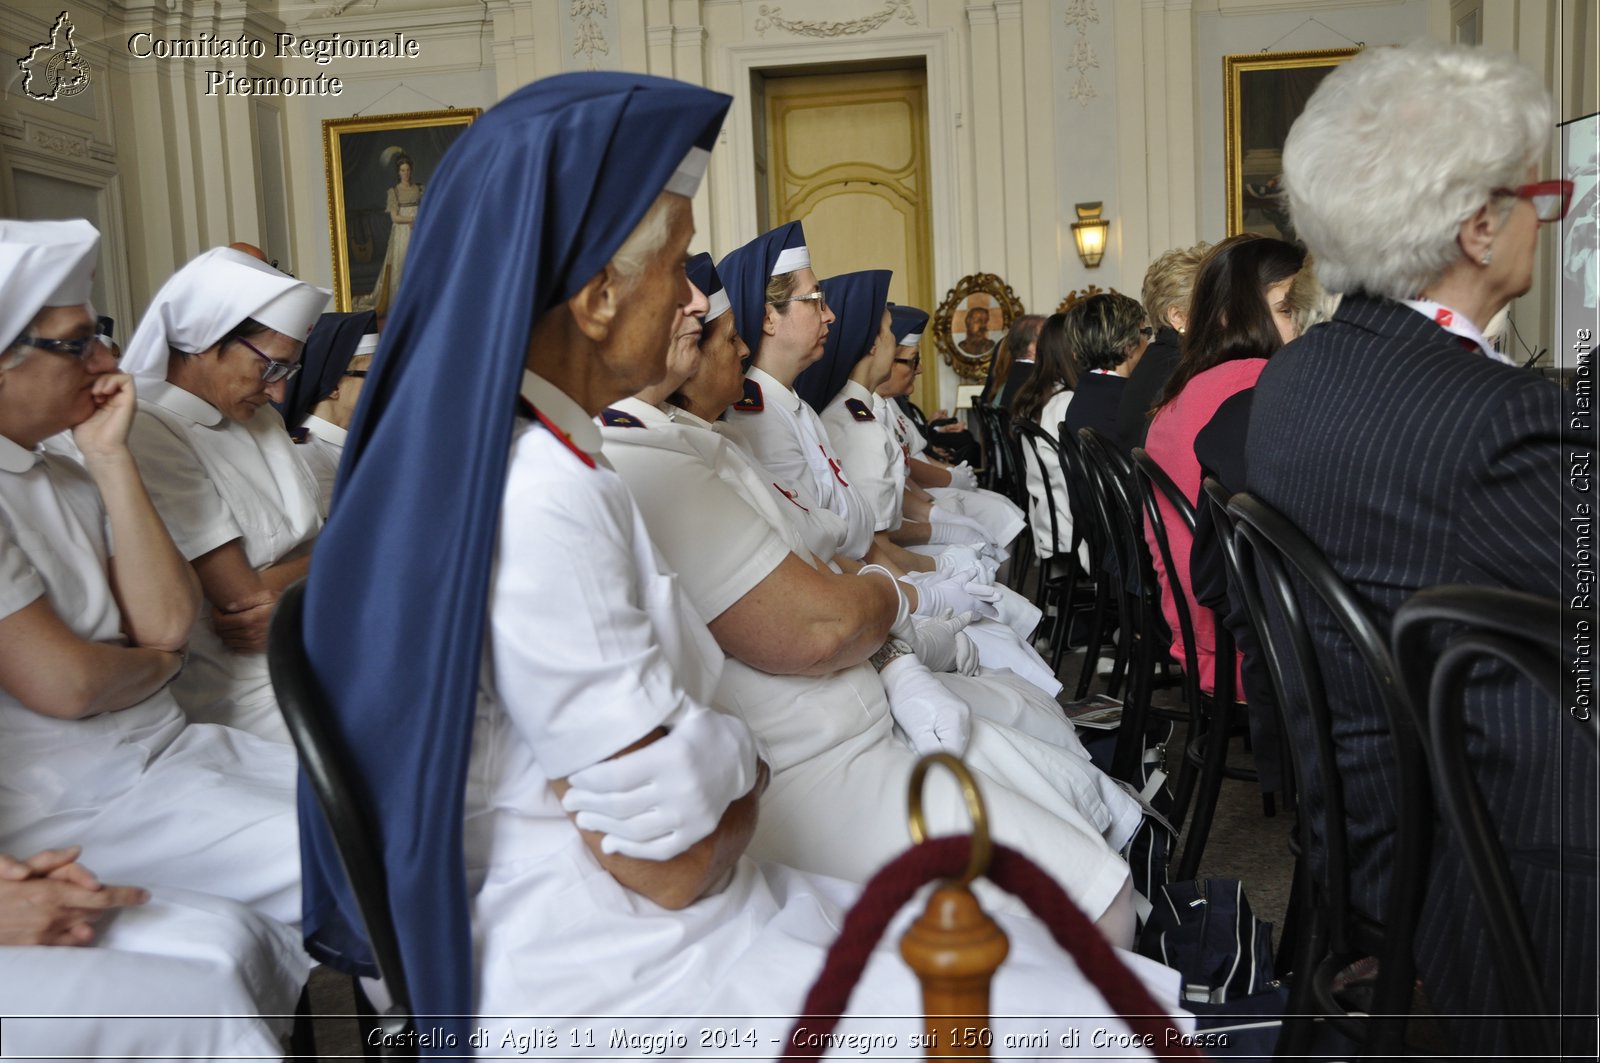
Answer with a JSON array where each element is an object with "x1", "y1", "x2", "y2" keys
[
  {"x1": 0, "y1": 219, "x2": 100, "y2": 348},
  {"x1": 121, "y1": 247, "x2": 330, "y2": 382}
]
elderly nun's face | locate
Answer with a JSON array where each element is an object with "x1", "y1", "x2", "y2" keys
[
  {"x1": 180, "y1": 327, "x2": 303, "y2": 423},
  {"x1": 0, "y1": 303, "x2": 117, "y2": 443},
  {"x1": 604, "y1": 194, "x2": 700, "y2": 398}
]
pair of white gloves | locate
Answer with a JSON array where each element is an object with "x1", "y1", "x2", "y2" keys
[
  {"x1": 944, "y1": 461, "x2": 979, "y2": 492},
  {"x1": 861, "y1": 565, "x2": 986, "y2": 759},
  {"x1": 560, "y1": 563, "x2": 994, "y2": 862}
]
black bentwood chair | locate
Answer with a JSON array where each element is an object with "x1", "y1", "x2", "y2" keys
[
  {"x1": 1078, "y1": 428, "x2": 1183, "y2": 785},
  {"x1": 1224, "y1": 492, "x2": 1432, "y2": 1059},
  {"x1": 1011, "y1": 419, "x2": 1092, "y2": 671},
  {"x1": 1393, "y1": 585, "x2": 1596, "y2": 1060},
  {"x1": 1131, "y1": 450, "x2": 1262, "y2": 880},
  {"x1": 268, "y1": 580, "x2": 417, "y2": 1058}
]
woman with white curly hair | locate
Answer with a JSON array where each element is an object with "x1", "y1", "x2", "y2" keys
[{"x1": 1246, "y1": 40, "x2": 1591, "y2": 1055}]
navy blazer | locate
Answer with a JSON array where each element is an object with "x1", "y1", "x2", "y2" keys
[{"x1": 1246, "y1": 293, "x2": 1596, "y2": 1049}]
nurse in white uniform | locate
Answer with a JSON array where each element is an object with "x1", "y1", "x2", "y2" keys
[
  {"x1": 293, "y1": 73, "x2": 1184, "y2": 1056},
  {"x1": 600, "y1": 268, "x2": 1142, "y2": 926},
  {"x1": 0, "y1": 219, "x2": 308, "y2": 1058},
  {"x1": 119, "y1": 249, "x2": 329, "y2": 743}
]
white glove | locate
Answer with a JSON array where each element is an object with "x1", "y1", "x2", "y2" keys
[
  {"x1": 561, "y1": 702, "x2": 759, "y2": 860},
  {"x1": 912, "y1": 572, "x2": 1000, "y2": 621},
  {"x1": 927, "y1": 505, "x2": 992, "y2": 546},
  {"x1": 934, "y1": 544, "x2": 989, "y2": 582},
  {"x1": 880, "y1": 654, "x2": 972, "y2": 756},
  {"x1": 900, "y1": 611, "x2": 981, "y2": 675},
  {"x1": 945, "y1": 462, "x2": 978, "y2": 492}
]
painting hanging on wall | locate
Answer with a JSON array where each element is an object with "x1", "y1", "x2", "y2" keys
[
  {"x1": 932, "y1": 273, "x2": 1026, "y2": 384},
  {"x1": 1223, "y1": 48, "x2": 1359, "y2": 240},
  {"x1": 322, "y1": 108, "x2": 480, "y2": 313}
]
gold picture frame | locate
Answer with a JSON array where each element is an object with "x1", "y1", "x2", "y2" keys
[
  {"x1": 933, "y1": 273, "x2": 1026, "y2": 384},
  {"x1": 322, "y1": 108, "x2": 480, "y2": 312},
  {"x1": 1224, "y1": 48, "x2": 1359, "y2": 239}
]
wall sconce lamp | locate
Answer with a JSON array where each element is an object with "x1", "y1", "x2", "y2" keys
[{"x1": 1072, "y1": 202, "x2": 1110, "y2": 268}]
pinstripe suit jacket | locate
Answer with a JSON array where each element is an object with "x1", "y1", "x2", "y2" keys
[{"x1": 1246, "y1": 294, "x2": 1596, "y2": 1040}]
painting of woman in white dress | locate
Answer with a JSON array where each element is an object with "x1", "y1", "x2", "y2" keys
[
  {"x1": 366, "y1": 151, "x2": 422, "y2": 316},
  {"x1": 322, "y1": 108, "x2": 479, "y2": 313}
]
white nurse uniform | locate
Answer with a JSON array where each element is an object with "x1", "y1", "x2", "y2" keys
[
  {"x1": 465, "y1": 373, "x2": 1183, "y2": 1055},
  {"x1": 127, "y1": 381, "x2": 322, "y2": 743},
  {"x1": 0, "y1": 433, "x2": 301, "y2": 925},
  {"x1": 600, "y1": 397, "x2": 1141, "y2": 910},
  {"x1": 722, "y1": 365, "x2": 876, "y2": 559},
  {"x1": 0, "y1": 889, "x2": 309, "y2": 1063}
]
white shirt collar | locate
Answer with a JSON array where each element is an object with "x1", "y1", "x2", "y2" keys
[
  {"x1": 144, "y1": 379, "x2": 225, "y2": 428},
  {"x1": 666, "y1": 405, "x2": 716, "y2": 431},
  {"x1": 747, "y1": 364, "x2": 801, "y2": 413},
  {"x1": 519, "y1": 371, "x2": 602, "y2": 458},
  {"x1": 839, "y1": 379, "x2": 874, "y2": 405},
  {"x1": 0, "y1": 433, "x2": 41, "y2": 474},
  {"x1": 1400, "y1": 299, "x2": 1514, "y2": 365},
  {"x1": 302, "y1": 414, "x2": 347, "y2": 447}
]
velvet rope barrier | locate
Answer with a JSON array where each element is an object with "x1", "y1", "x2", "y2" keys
[{"x1": 778, "y1": 835, "x2": 1206, "y2": 1061}]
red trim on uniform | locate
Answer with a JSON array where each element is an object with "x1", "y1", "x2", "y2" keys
[
  {"x1": 820, "y1": 446, "x2": 850, "y2": 487},
  {"x1": 774, "y1": 483, "x2": 810, "y2": 512},
  {"x1": 519, "y1": 396, "x2": 596, "y2": 469}
]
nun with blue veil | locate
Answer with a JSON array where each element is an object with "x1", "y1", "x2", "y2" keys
[{"x1": 295, "y1": 72, "x2": 1186, "y2": 1053}]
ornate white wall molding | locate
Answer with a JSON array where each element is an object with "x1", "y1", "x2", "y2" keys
[
  {"x1": 753, "y1": 0, "x2": 916, "y2": 39},
  {"x1": 1063, "y1": 0, "x2": 1100, "y2": 106},
  {"x1": 571, "y1": 0, "x2": 609, "y2": 70}
]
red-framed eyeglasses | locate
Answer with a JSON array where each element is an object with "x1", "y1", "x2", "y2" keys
[{"x1": 1492, "y1": 179, "x2": 1575, "y2": 223}]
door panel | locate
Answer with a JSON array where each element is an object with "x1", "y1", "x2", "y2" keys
[{"x1": 763, "y1": 68, "x2": 937, "y2": 412}]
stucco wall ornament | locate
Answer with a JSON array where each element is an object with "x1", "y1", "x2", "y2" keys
[{"x1": 754, "y1": 0, "x2": 916, "y2": 39}]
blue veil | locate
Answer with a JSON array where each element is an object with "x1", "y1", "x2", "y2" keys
[
  {"x1": 793, "y1": 269, "x2": 892, "y2": 412},
  {"x1": 296, "y1": 73, "x2": 731, "y2": 1045},
  {"x1": 275, "y1": 309, "x2": 375, "y2": 429},
  {"x1": 888, "y1": 303, "x2": 929, "y2": 346},
  {"x1": 715, "y1": 220, "x2": 806, "y2": 359}
]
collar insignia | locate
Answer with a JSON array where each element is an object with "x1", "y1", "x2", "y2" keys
[
  {"x1": 844, "y1": 397, "x2": 875, "y2": 423},
  {"x1": 600, "y1": 408, "x2": 645, "y2": 428},
  {"x1": 733, "y1": 379, "x2": 764, "y2": 413}
]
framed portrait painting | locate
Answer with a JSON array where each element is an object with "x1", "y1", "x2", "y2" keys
[
  {"x1": 933, "y1": 273, "x2": 1026, "y2": 383},
  {"x1": 1224, "y1": 48, "x2": 1359, "y2": 240},
  {"x1": 322, "y1": 108, "x2": 480, "y2": 313}
]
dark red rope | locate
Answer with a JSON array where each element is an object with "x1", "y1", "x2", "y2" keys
[{"x1": 780, "y1": 836, "x2": 1206, "y2": 1060}]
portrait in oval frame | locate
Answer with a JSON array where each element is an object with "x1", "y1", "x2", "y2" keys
[{"x1": 933, "y1": 273, "x2": 1026, "y2": 383}]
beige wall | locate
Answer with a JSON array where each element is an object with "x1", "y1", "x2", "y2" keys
[{"x1": 1, "y1": 0, "x2": 1589, "y2": 405}]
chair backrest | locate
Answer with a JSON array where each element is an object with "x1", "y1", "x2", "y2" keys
[
  {"x1": 267, "y1": 580, "x2": 415, "y2": 1040},
  {"x1": 1224, "y1": 492, "x2": 1431, "y2": 965},
  {"x1": 1132, "y1": 449, "x2": 1207, "y2": 699},
  {"x1": 1392, "y1": 585, "x2": 1592, "y2": 1056},
  {"x1": 976, "y1": 405, "x2": 1008, "y2": 492},
  {"x1": 1077, "y1": 427, "x2": 1152, "y2": 602},
  {"x1": 1011, "y1": 419, "x2": 1070, "y2": 558}
]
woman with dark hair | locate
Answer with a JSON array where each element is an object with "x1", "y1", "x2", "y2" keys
[
  {"x1": 1058, "y1": 292, "x2": 1149, "y2": 451},
  {"x1": 986, "y1": 312, "x2": 1045, "y2": 410},
  {"x1": 1010, "y1": 313, "x2": 1081, "y2": 560},
  {"x1": 1142, "y1": 233, "x2": 1302, "y2": 704}
]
